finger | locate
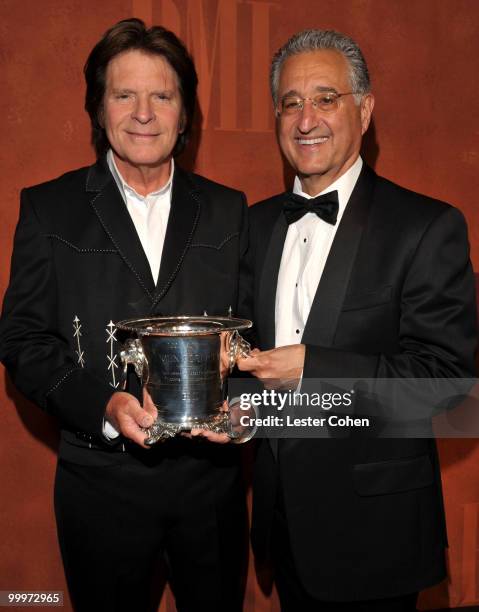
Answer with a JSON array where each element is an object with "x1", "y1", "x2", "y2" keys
[
  {"x1": 117, "y1": 414, "x2": 151, "y2": 448},
  {"x1": 105, "y1": 391, "x2": 138, "y2": 428},
  {"x1": 115, "y1": 398, "x2": 154, "y2": 436},
  {"x1": 203, "y1": 432, "x2": 230, "y2": 443},
  {"x1": 142, "y1": 388, "x2": 158, "y2": 420},
  {"x1": 128, "y1": 402, "x2": 155, "y2": 429},
  {"x1": 236, "y1": 355, "x2": 260, "y2": 371},
  {"x1": 110, "y1": 394, "x2": 153, "y2": 428},
  {"x1": 190, "y1": 428, "x2": 230, "y2": 444}
]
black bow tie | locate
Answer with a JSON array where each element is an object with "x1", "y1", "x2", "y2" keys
[{"x1": 283, "y1": 191, "x2": 339, "y2": 225}]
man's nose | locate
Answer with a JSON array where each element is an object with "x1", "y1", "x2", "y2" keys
[
  {"x1": 132, "y1": 96, "x2": 154, "y2": 124},
  {"x1": 297, "y1": 99, "x2": 319, "y2": 133}
]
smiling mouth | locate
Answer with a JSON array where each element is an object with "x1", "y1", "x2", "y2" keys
[
  {"x1": 127, "y1": 132, "x2": 159, "y2": 138},
  {"x1": 296, "y1": 137, "x2": 329, "y2": 145}
]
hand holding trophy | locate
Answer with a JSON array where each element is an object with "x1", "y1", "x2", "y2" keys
[{"x1": 117, "y1": 315, "x2": 254, "y2": 445}]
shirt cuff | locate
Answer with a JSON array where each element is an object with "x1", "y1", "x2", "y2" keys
[
  {"x1": 103, "y1": 418, "x2": 120, "y2": 440},
  {"x1": 295, "y1": 368, "x2": 304, "y2": 394}
]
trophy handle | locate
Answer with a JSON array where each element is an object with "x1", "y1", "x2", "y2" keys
[
  {"x1": 227, "y1": 330, "x2": 251, "y2": 373},
  {"x1": 119, "y1": 338, "x2": 148, "y2": 389}
]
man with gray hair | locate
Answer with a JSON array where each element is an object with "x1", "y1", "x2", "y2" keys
[{"x1": 239, "y1": 29, "x2": 477, "y2": 610}]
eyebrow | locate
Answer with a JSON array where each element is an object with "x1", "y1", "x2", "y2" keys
[
  {"x1": 110, "y1": 88, "x2": 135, "y2": 94},
  {"x1": 280, "y1": 86, "x2": 338, "y2": 99},
  {"x1": 110, "y1": 88, "x2": 176, "y2": 96}
]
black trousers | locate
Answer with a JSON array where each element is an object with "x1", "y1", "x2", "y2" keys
[
  {"x1": 54, "y1": 440, "x2": 247, "y2": 612},
  {"x1": 272, "y1": 500, "x2": 418, "y2": 612}
]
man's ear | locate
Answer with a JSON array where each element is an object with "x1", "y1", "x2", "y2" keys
[
  {"x1": 178, "y1": 111, "x2": 186, "y2": 134},
  {"x1": 97, "y1": 105, "x2": 105, "y2": 129},
  {"x1": 360, "y1": 93, "x2": 374, "y2": 135}
]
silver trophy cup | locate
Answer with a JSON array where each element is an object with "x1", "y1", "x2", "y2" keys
[{"x1": 116, "y1": 316, "x2": 252, "y2": 444}]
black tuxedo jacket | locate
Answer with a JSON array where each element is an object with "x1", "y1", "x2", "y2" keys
[
  {"x1": 0, "y1": 157, "x2": 251, "y2": 463},
  {"x1": 249, "y1": 165, "x2": 477, "y2": 601}
]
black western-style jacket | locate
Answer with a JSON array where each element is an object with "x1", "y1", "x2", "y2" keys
[{"x1": 0, "y1": 156, "x2": 252, "y2": 462}]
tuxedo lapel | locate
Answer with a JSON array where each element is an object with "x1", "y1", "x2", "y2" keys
[
  {"x1": 257, "y1": 207, "x2": 289, "y2": 350},
  {"x1": 256, "y1": 204, "x2": 289, "y2": 462},
  {"x1": 302, "y1": 165, "x2": 376, "y2": 347},
  {"x1": 86, "y1": 158, "x2": 156, "y2": 301},
  {"x1": 151, "y1": 167, "x2": 201, "y2": 310}
]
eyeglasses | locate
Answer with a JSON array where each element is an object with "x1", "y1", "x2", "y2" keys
[{"x1": 278, "y1": 92, "x2": 357, "y2": 115}]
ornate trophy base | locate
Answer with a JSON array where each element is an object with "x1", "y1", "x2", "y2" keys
[{"x1": 143, "y1": 412, "x2": 239, "y2": 445}]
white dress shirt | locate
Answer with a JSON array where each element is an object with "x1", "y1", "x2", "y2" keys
[
  {"x1": 107, "y1": 149, "x2": 174, "y2": 285},
  {"x1": 103, "y1": 150, "x2": 174, "y2": 440},
  {"x1": 275, "y1": 156, "x2": 363, "y2": 348}
]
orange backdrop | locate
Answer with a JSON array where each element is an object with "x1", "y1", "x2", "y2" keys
[{"x1": 1, "y1": 1, "x2": 478, "y2": 610}]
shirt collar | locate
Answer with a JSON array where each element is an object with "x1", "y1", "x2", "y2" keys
[
  {"x1": 106, "y1": 149, "x2": 175, "y2": 203},
  {"x1": 293, "y1": 156, "x2": 363, "y2": 215}
]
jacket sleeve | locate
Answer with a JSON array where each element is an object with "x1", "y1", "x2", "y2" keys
[
  {"x1": 302, "y1": 206, "x2": 478, "y2": 419},
  {"x1": 0, "y1": 189, "x2": 115, "y2": 435}
]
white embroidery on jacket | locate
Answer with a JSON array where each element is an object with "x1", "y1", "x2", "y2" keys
[
  {"x1": 106, "y1": 320, "x2": 119, "y2": 389},
  {"x1": 73, "y1": 316, "x2": 85, "y2": 367}
]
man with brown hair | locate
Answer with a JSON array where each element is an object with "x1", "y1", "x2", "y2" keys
[{"x1": 0, "y1": 19, "x2": 249, "y2": 612}]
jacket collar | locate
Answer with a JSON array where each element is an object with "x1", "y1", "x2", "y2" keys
[
  {"x1": 257, "y1": 164, "x2": 376, "y2": 350},
  {"x1": 85, "y1": 157, "x2": 201, "y2": 307},
  {"x1": 302, "y1": 164, "x2": 375, "y2": 347}
]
